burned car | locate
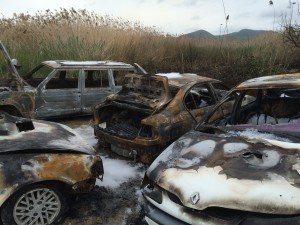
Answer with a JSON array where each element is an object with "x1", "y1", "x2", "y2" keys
[
  {"x1": 142, "y1": 73, "x2": 300, "y2": 225},
  {"x1": 0, "y1": 41, "x2": 145, "y2": 119},
  {"x1": 0, "y1": 113, "x2": 103, "y2": 225},
  {"x1": 93, "y1": 72, "x2": 231, "y2": 163}
]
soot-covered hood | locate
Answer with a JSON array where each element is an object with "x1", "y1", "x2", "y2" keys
[
  {"x1": 147, "y1": 127, "x2": 300, "y2": 215},
  {"x1": 107, "y1": 73, "x2": 172, "y2": 111},
  {"x1": 0, "y1": 113, "x2": 95, "y2": 154}
]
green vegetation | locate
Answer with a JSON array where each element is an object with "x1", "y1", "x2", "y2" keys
[{"x1": 0, "y1": 8, "x2": 299, "y2": 87}]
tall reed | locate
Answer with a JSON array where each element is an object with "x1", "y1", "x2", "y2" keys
[{"x1": 0, "y1": 8, "x2": 298, "y2": 87}]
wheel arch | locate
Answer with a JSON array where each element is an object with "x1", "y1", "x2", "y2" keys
[{"x1": 0, "y1": 105, "x2": 23, "y2": 117}]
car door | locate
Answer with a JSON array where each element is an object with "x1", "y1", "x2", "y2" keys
[
  {"x1": 34, "y1": 69, "x2": 81, "y2": 118},
  {"x1": 184, "y1": 83, "x2": 217, "y2": 123},
  {"x1": 168, "y1": 83, "x2": 217, "y2": 140},
  {"x1": 81, "y1": 69, "x2": 115, "y2": 114}
]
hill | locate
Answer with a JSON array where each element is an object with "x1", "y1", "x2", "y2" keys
[
  {"x1": 185, "y1": 29, "x2": 272, "y2": 40},
  {"x1": 183, "y1": 29, "x2": 215, "y2": 38}
]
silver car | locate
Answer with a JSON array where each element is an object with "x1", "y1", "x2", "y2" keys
[{"x1": 0, "y1": 41, "x2": 146, "y2": 119}]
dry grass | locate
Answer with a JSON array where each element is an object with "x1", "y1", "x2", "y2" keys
[{"x1": 0, "y1": 8, "x2": 298, "y2": 86}]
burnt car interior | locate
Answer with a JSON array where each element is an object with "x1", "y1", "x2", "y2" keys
[
  {"x1": 184, "y1": 84, "x2": 215, "y2": 110},
  {"x1": 204, "y1": 88, "x2": 300, "y2": 138},
  {"x1": 97, "y1": 76, "x2": 170, "y2": 140},
  {"x1": 84, "y1": 70, "x2": 109, "y2": 88},
  {"x1": 233, "y1": 88, "x2": 300, "y2": 125},
  {"x1": 46, "y1": 70, "x2": 78, "y2": 89}
]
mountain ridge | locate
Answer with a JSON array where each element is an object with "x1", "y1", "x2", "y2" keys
[{"x1": 185, "y1": 29, "x2": 272, "y2": 40}]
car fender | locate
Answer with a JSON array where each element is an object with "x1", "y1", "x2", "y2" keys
[
  {"x1": 0, "y1": 153, "x2": 102, "y2": 207},
  {"x1": 0, "y1": 91, "x2": 34, "y2": 118}
]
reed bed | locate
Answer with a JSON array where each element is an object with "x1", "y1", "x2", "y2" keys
[{"x1": 0, "y1": 8, "x2": 298, "y2": 87}]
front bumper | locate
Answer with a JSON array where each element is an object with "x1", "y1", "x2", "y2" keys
[
  {"x1": 143, "y1": 187, "x2": 300, "y2": 225},
  {"x1": 143, "y1": 201, "x2": 189, "y2": 225}
]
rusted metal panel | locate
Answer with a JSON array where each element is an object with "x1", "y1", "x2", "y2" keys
[
  {"x1": 109, "y1": 73, "x2": 173, "y2": 110},
  {"x1": 236, "y1": 73, "x2": 300, "y2": 90},
  {"x1": 160, "y1": 73, "x2": 219, "y2": 88}
]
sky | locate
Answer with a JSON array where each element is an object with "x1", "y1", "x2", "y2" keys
[{"x1": 0, "y1": 0, "x2": 297, "y2": 35}]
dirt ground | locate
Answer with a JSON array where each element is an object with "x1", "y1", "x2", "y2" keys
[
  {"x1": 62, "y1": 177, "x2": 147, "y2": 225},
  {"x1": 57, "y1": 118, "x2": 148, "y2": 225}
]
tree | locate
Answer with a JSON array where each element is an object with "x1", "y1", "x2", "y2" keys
[{"x1": 282, "y1": 1, "x2": 300, "y2": 47}]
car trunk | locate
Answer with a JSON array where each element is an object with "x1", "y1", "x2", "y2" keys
[
  {"x1": 96, "y1": 73, "x2": 172, "y2": 140},
  {"x1": 97, "y1": 104, "x2": 153, "y2": 140}
]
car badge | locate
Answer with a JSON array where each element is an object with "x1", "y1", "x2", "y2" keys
[{"x1": 190, "y1": 192, "x2": 200, "y2": 205}]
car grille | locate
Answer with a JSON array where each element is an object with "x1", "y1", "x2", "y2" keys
[
  {"x1": 165, "y1": 189, "x2": 247, "y2": 221},
  {"x1": 106, "y1": 122, "x2": 139, "y2": 140},
  {"x1": 167, "y1": 191, "x2": 184, "y2": 206}
]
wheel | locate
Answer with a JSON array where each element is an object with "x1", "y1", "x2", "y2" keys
[{"x1": 1, "y1": 184, "x2": 68, "y2": 225}]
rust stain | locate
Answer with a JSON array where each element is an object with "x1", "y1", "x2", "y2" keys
[{"x1": 34, "y1": 154, "x2": 96, "y2": 183}]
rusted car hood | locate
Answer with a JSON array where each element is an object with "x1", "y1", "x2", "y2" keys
[
  {"x1": 107, "y1": 73, "x2": 172, "y2": 111},
  {"x1": 0, "y1": 114, "x2": 95, "y2": 154},
  {"x1": 147, "y1": 127, "x2": 300, "y2": 214}
]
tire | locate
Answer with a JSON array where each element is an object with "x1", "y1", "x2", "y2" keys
[{"x1": 1, "y1": 184, "x2": 68, "y2": 225}]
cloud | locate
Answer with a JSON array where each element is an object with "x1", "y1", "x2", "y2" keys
[
  {"x1": 0, "y1": 0, "x2": 293, "y2": 35},
  {"x1": 175, "y1": 0, "x2": 198, "y2": 7},
  {"x1": 259, "y1": 10, "x2": 276, "y2": 19},
  {"x1": 191, "y1": 15, "x2": 200, "y2": 21}
]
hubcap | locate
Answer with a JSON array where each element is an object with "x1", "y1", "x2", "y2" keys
[{"x1": 13, "y1": 187, "x2": 61, "y2": 225}]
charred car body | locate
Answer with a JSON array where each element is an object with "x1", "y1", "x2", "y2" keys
[
  {"x1": 93, "y1": 72, "x2": 231, "y2": 163},
  {"x1": 0, "y1": 113, "x2": 103, "y2": 225},
  {"x1": 142, "y1": 73, "x2": 300, "y2": 225},
  {"x1": 0, "y1": 41, "x2": 145, "y2": 119}
]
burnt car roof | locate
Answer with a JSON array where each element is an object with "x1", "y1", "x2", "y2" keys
[
  {"x1": 0, "y1": 113, "x2": 95, "y2": 154},
  {"x1": 42, "y1": 60, "x2": 136, "y2": 69},
  {"x1": 157, "y1": 73, "x2": 220, "y2": 88},
  {"x1": 236, "y1": 73, "x2": 300, "y2": 90}
]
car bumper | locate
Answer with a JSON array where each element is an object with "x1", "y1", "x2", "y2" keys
[
  {"x1": 143, "y1": 201, "x2": 189, "y2": 225},
  {"x1": 94, "y1": 125, "x2": 162, "y2": 163},
  {"x1": 143, "y1": 192, "x2": 300, "y2": 225}
]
